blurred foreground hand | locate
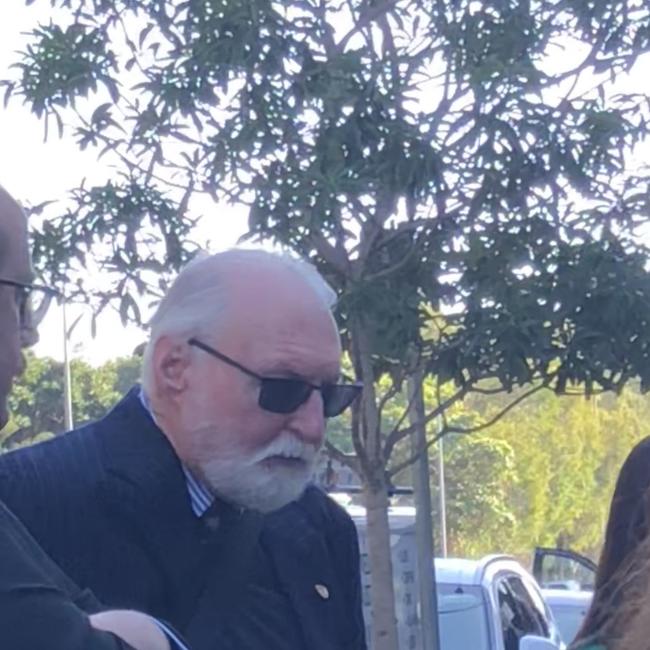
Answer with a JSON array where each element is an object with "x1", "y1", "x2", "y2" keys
[{"x1": 90, "y1": 611, "x2": 170, "y2": 650}]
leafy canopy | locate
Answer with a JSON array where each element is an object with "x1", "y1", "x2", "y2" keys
[{"x1": 5, "y1": 0, "x2": 650, "y2": 398}]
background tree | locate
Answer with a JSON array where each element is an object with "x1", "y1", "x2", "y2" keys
[
  {"x1": 432, "y1": 433, "x2": 517, "y2": 557},
  {"x1": 5, "y1": 2, "x2": 650, "y2": 647},
  {"x1": 4, "y1": 352, "x2": 141, "y2": 450},
  {"x1": 7, "y1": 352, "x2": 648, "y2": 565},
  {"x1": 461, "y1": 385, "x2": 650, "y2": 558}
]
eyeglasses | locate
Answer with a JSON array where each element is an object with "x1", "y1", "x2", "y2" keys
[
  {"x1": 0, "y1": 279, "x2": 60, "y2": 330},
  {"x1": 188, "y1": 337, "x2": 363, "y2": 418}
]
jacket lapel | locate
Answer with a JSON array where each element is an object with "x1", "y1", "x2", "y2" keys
[
  {"x1": 94, "y1": 388, "x2": 205, "y2": 624},
  {"x1": 263, "y1": 502, "x2": 344, "y2": 650}
]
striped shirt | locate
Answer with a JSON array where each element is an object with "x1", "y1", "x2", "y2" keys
[{"x1": 181, "y1": 466, "x2": 213, "y2": 517}]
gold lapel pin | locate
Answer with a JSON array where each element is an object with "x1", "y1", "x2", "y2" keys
[{"x1": 315, "y1": 584, "x2": 330, "y2": 600}]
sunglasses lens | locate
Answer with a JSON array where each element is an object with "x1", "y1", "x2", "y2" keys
[
  {"x1": 259, "y1": 378, "x2": 313, "y2": 414},
  {"x1": 322, "y1": 384, "x2": 363, "y2": 418}
]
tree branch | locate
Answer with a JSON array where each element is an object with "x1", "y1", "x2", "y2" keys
[
  {"x1": 324, "y1": 440, "x2": 360, "y2": 473},
  {"x1": 383, "y1": 382, "x2": 471, "y2": 462},
  {"x1": 444, "y1": 383, "x2": 549, "y2": 437},
  {"x1": 382, "y1": 377, "x2": 425, "y2": 459},
  {"x1": 355, "y1": 217, "x2": 385, "y2": 271},
  {"x1": 376, "y1": 381, "x2": 402, "y2": 421},
  {"x1": 363, "y1": 241, "x2": 417, "y2": 284},
  {"x1": 387, "y1": 431, "x2": 444, "y2": 479},
  {"x1": 315, "y1": 0, "x2": 340, "y2": 57},
  {"x1": 387, "y1": 381, "x2": 547, "y2": 478},
  {"x1": 309, "y1": 230, "x2": 350, "y2": 275},
  {"x1": 468, "y1": 384, "x2": 513, "y2": 396},
  {"x1": 337, "y1": 0, "x2": 398, "y2": 53}
]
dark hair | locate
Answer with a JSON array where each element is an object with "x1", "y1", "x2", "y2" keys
[
  {"x1": 574, "y1": 436, "x2": 650, "y2": 644},
  {"x1": 613, "y1": 531, "x2": 650, "y2": 650}
]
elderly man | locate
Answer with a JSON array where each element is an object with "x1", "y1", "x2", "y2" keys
[
  {"x1": 0, "y1": 248, "x2": 366, "y2": 650},
  {"x1": 0, "y1": 185, "x2": 188, "y2": 650}
]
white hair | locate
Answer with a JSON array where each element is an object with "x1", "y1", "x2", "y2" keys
[{"x1": 141, "y1": 248, "x2": 337, "y2": 393}]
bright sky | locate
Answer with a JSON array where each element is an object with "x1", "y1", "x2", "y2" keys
[
  {"x1": 0, "y1": 3, "x2": 250, "y2": 364},
  {"x1": 1, "y1": 3, "x2": 648, "y2": 365}
]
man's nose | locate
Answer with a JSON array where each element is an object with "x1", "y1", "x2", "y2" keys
[{"x1": 289, "y1": 390, "x2": 326, "y2": 446}]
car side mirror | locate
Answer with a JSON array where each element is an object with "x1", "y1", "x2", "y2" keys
[{"x1": 520, "y1": 635, "x2": 561, "y2": 650}]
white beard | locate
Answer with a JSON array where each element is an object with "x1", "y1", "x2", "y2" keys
[{"x1": 197, "y1": 431, "x2": 320, "y2": 513}]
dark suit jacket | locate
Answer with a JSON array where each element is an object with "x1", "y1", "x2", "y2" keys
[
  {"x1": 0, "y1": 498, "x2": 133, "y2": 650},
  {"x1": 0, "y1": 388, "x2": 366, "y2": 650}
]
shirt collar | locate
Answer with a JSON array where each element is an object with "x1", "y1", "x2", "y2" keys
[{"x1": 138, "y1": 387, "x2": 214, "y2": 518}]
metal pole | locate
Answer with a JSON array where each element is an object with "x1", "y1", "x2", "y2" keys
[
  {"x1": 408, "y1": 371, "x2": 440, "y2": 650},
  {"x1": 438, "y1": 435, "x2": 448, "y2": 558},
  {"x1": 62, "y1": 300, "x2": 74, "y2": 430}
]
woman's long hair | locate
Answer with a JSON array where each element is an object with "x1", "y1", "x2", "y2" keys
[
  {"x1": 576, "y1": 530, "x2": 650, "y2": 650},
  {"x1": 575, "y1": 437, "x2": 650, "y2": 645}
]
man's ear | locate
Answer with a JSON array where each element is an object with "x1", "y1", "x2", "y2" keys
[{"x1": 152, "y1": 336, "x2": 191, "y2": 396}]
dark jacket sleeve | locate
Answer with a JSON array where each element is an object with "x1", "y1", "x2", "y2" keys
[{"x1": 0, "y1": 500, "x2": 134, "y2": 650}]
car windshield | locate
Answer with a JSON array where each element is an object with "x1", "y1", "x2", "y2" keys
[
  {"x1": 438, "y1": 584, "x2": 491, "y2": 650},
  {"x1": 549, "y1": 604, "x2": 588, "y2": 645}
]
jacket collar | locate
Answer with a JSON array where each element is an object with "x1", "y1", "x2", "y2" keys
[
  {"x1": 97, "y1": 387, "x2": 191, "y2": 513},
  {"x1": 95, "y1": 387, "x2": 207, "y2": 622}
]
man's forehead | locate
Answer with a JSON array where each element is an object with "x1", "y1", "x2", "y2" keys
[
  {"x1": 248, "y1": 325, "x2": 341, "y2": 379},
  {"x1": 218, "y1": 300, "x2": 341, "y2": 376},
  {"x1": 203, "y1": 260, "x2": 337, "y2": 347}
]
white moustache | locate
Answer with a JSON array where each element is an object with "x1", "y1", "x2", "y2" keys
[{"x1": 252, "y1": 432, "x2": 320, "y2": 466}]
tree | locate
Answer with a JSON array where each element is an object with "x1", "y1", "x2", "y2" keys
[
  {"x1": 432, "y1": 433, "x2": 517, "y2": 557},
  {"x1": 387, "y1": 380, "x2": 650, "y2": 561},
  {"x1": 5, "y1": 2, "x2": 650, "y2": 647},
  {"x1": 5, "y1": 352, "x2": 141, "y2": 450},
  {"x1": 7, "y1": 351, "x2": 646, "y2": 564},
  {"x1": 462, "y1": 384, "x2": 650, "y2": 559}
]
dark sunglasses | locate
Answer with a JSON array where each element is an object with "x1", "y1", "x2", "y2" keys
[
  {"x1": 188, "y1": 337, "x2": 363, "y2": 417},
  {"x1": 0, "y1": 279, "x2": 60, "y2": 329}
]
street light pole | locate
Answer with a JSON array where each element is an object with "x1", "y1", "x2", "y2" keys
[
  {"x1": 408, "y1": 370, "x2": 440, "y2": 650},
  {"x1": 62, "y1": 300, "x2": 74, "y2": 430},
  {"x1": 438, "y1": 434, "x2": 448, "y2": 558}
]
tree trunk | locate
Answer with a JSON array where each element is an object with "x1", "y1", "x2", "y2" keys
[
  {"x1": 365, "y1": 479, "x2": 400, "y2": 650},
  {"x1": 408, "y1": 373, "x2": 440, "y2": 650},
  {"x1": 351, "y1": 313, "x2": 400, "y2": 650}
]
